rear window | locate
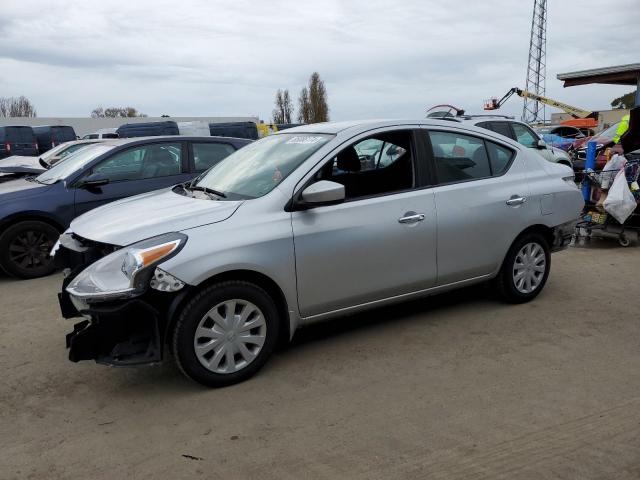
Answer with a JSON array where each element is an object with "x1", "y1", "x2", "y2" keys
[
  {"x1": 5, "y1": 127, "x2": 35, "y2": 143},
  {"x1": 52, "y1": 126, "x2": 76, "y2": 142}
]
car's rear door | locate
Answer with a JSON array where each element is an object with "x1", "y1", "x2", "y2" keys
[
  {"x1": 73, "y1": 141, "x2": 192, "y2": 216},
  {"x1": 424, "y1": 127, "x2": 538, "y2": 285},
  {"x1": 291, "y1": 127, "x2": 438, "y2": 318}
]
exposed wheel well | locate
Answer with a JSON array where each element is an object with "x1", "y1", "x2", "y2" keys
[{"x1": 165, "y1": 269, "x2": 291, "y2": 348}]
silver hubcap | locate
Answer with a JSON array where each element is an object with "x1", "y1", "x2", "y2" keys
[
  {"x1": 193, "y1": 299, "x2": 266, "y2": 374},
  {"x1": 513, "y1": 242, "x2": 546, "y2": 294}
]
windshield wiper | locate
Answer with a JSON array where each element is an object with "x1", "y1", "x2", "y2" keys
[{"x1": 188, "y1": 185, "x2": 227, "y2": 198}]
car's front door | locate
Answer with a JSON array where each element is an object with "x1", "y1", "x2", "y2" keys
[
  {"x1": 425, "y1": 128, "x2": 538, "y2": 285},
  {"x1": 73, "y1": 141, "x2": 192, "y2": 216},
  {"x1": 291, "y1": 129, "x2": 438, "y2": 318}
]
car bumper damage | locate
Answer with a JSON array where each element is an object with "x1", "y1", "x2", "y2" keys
[{"x1": 56, "y1": 234, "x2": 185, "y2": 366}]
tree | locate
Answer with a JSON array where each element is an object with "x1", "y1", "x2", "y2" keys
[
  {"x1": 308, "y1": 72, "x2": 329, "y2": 123},
  {"x1": 282, "y1": 89, "x2": 293, "y2": 123},
  {"x1": 297, "y1": 87, "x2": 311, "y2": 123},
  {"x1": 297, "y1": 72, "x2": 329, "y2": 124},
  {"x1": 272, "y1": 89, "x2": 294, "y2": 124},
  {"x1": 611, "y1": 91, "x2": 636, "y2": 109},
  {"x1": 0, "y1": 96, "x2": 37, "y2": 117},
  {"x1": 272, "y1": 89, "x2": 285, "y2": 124},
  {"x1": 91, "y1": 106, "x2": 147, "y2": 118}
]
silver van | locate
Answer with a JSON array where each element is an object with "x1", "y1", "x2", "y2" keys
[{"x1": 56, "y1": 119, "x2": 583, "y2": 387}]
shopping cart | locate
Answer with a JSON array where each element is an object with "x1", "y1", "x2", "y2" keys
[{"x1": 575, "y1": 159, "x2": 640, "y2": 247}]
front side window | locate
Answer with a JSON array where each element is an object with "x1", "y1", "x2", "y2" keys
[
  {"x1": 92, "y1": 143, "x2": 182, "y2": 181},
  {"x1": 194, "y1": 133, "x2": 332, "y2": 199},
  {"x1": 429, "y1": 131, "x2": 491, "y2": 183},
  {"x1": 511, "y1": 123, "x2": 539, "y2": 148},
  {"x1": 192, "y1": 142, "x2": 236, "y2": 172},
  {"x1": 314, "y1": 131, "x2": 414, "y2": 199}
]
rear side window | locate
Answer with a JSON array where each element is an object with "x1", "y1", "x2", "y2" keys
[
  {"x1": 486, "y1": 141, "x2": 514, "y2": 175},
  {"x1": 52, "y1": 127, "x2": 76, "y2": 142},
  {"x1": 428, "y1": 131, "x2": 491, "y2": 183},
  {"x1": 192, "y1": 142, "x2": 236, "y2": 171}
]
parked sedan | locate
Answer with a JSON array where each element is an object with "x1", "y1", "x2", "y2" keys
[
  {"x1": 0, "y1": 136, "x2": 251, "y2": 279},
  {"x1": 0, "y1": 139, "x2": 103, "y2": 178},
  {"x1": 535, "y1": 125, "x2": 585, "y2": 151},
  {"x1": 56, "y1": 120, "x2": 583, "y2": 387}
]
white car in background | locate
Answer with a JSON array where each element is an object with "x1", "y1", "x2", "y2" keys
[
  {"x1": 452, "y1": 116, "x2": 573, "y2": 168},
  {"x1": 82, "y1": 128, "x2": 118, "y2": 140}
]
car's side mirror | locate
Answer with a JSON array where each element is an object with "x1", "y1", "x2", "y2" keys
[
  {"x1": 297, "y1": 180, "x2": 345, "y2": 208},
  {"x1": 78, "y1": 172, "x2": 109, "y2": 188},
  {"x1": 536, "y1": 139, "x2": 547, "y2": 149}
]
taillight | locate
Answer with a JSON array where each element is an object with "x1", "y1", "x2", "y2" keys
[
  {"x1": 33, "y1": 142, "x2": 38, "y2": 150},
  {"x1": 51, "y1": 142, "x2": 56, "y2": 148},
  {"x1": 5, "y1": 142, "x2": 10, "y2": 152}
]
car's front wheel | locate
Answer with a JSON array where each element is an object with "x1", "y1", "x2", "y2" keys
[
  {"x1": 495, "y1": 232, "x2": 550, "y2": 303},
  {"x1": 0, "y1": 220, "x2": 59, "y2": 279},
  {"x1": 172, "y1": 281, "x2": 280, "y2": 387}
]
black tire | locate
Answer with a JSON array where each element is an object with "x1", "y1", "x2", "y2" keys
[
  {"x1": 172, "y1": 281, "x2": 280, "y2": 387},
  {"x1": 495, "y1": 232, "x2": 550, "y2": 304},
  {"x1": 0, "y1": 221, "x2": 60, "y2": 279}
]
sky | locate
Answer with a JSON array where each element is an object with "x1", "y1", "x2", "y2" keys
[{"x1": 1, "y1": 0, "x2": 638, "y2": 121}]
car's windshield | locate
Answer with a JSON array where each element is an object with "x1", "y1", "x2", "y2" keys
[
  {"x1": 192, "y1": 133, "x2": 333, "y2": 199},
  {"x1": 36, "y1": 144, "x2": 115, "y2": 184},
  {"x1": 598, "y1": 122, "x2": 620, "y2": 139},
  {"x1": 40, "y1": 142, "x2": 94, "y2": 166}
]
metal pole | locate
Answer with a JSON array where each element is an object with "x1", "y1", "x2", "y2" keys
[{"x1": 582, "y1": 140, "x2": 598, "y2": 202}]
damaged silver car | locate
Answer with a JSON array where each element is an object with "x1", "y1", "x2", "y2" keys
[{"x1": 56, "y1": 119, "x2": 583, "y2": 387}]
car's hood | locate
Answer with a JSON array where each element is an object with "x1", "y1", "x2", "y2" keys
[
  {"x1": 71, "y1": 187, "x2": 244, "y2": 246},
  {"x1": 0, "y1": 155, "x2": 45, "y2": 174},
  {"x1": 0, "y1": 177, "x2": 48, "y2": 198}
]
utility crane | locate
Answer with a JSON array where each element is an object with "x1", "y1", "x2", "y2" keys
[{"x1": 484, "y1": 88, "x2": 598, "y2": 130}]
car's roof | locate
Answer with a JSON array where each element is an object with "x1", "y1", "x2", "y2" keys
[
  {"x1": 278, "y1": 118, "x2": 497, "y2": 136},
  {"x1": 93, "y1": 135, "x2": 252, "y2": 146}
]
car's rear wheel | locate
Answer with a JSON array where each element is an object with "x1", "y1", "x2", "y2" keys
[
  {"x1": 172, "y1": 281, "x2": 280, "y2": 387},
  {"x1": 495, "y1": 232, "x2": 550, "y2": 303},
  {"x1": 0, "y1": 221, "x2": 59, "y2": 279}
]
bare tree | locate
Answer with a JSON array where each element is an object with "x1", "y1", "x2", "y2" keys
[
  {"x1": 282, "y1": 89, "x2": 293, "y2": 124},
  {"x1": 297, "y1": 87, "x2": 311, "y2": 124},
  {"x1": 0, "y1": 96, "x2": 37, "y2": 117},
  {"x1": 272, "y1": 89, "x2": 285, "y2": 124},
  {"x1": 308, "y1": 72, "x2": 329, "y2": 123},
  {"x1": 91, "y1": 106, "x2": 147, "y2": 118}
]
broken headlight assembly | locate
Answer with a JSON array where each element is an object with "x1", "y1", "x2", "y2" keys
[{"x1": 66, "y1": 232, "x2": 187, "y2": 303}]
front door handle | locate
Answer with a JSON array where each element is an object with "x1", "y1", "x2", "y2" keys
[
  {"x1": 506, "y1": 196, "x2": 527, "y2": 206},
  {"x1": 398, "y1": 212, "x2": 425, "y2": 224}
]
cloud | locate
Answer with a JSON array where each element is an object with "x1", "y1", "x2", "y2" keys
[{"x1": 1, "y1": 0, "x2": 638, "y2": 119}]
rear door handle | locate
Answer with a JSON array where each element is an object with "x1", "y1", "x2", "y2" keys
[
  {"x1": 398, "y1": 213, "x2": 425, "y2": 224},
  {"x1": 506, "y1": 196, "x2": 527, "y2": 206}
]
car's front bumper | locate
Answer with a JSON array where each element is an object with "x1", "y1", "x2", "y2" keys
[{"x1": 56, "y1": 235, "x2": 187, "y2": 367}]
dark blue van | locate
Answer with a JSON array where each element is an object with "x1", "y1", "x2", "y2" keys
[
  {"x1": 0, "y1": 126, "x2": 38, "y2": 159},
  {"x1": 208, "y1": 122, "x2": 259, "y2": 140},
  {"x1": 116, "y1": 121, "x2": 180, "y2": 138},
  {"x1": 33, "y1": 125, "x2": 77, "y2": 154}
]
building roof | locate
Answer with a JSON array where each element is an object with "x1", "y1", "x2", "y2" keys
[{"x1": 557, "y1": 63, "x2": 640, "y2": 87}]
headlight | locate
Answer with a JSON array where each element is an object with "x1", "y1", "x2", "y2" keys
[{"x1": 66, "y1": 232, "x2": 187, "y2": 302}]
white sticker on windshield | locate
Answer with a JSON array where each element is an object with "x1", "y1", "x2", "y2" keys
[{"x1": 285, "y1": 136, "x2": 324, "y2": 145}]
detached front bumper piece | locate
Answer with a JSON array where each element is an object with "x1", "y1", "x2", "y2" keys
[{"x1": 62, "y1": 296, "x2": 162, "y2": 366}]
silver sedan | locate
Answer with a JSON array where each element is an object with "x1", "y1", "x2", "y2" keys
[{"x1": 57, "y1": 119, "x2": 584, "y2": 387}]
